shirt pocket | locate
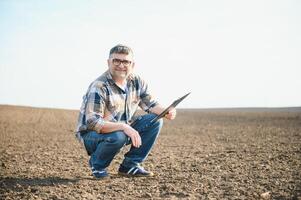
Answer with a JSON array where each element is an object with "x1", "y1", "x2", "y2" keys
[{"x1": 108, "y1": 96, "x2": 126, "y2": 113}]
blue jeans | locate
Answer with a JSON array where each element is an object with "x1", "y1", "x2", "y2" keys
[{"x1": 81, "y1": 114, "x2": 163, "y2": 171}]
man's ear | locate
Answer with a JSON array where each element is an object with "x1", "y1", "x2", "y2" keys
[
  {"x1": 132, "y1": 62, "x2": 135, "y2": 69},
  {"x1": 107, "y1": 59, "x2": 110, "y2": 67}
]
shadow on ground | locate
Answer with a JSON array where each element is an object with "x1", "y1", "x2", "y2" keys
[{"x1": 0, "y1": 176, "x2": 80, "y2": 189}]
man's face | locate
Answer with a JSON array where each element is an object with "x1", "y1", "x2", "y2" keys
[{"x1": 108, "y1": 53, "x2": 134, "y2": 80}]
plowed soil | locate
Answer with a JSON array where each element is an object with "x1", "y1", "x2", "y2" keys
[{"x1": 0, "y1": 105, "x2": 300, "y2": 199}]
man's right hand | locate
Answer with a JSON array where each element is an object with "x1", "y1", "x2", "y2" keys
[{"x1": 122, "y1": 124, "x2": 141, "y2": 148}]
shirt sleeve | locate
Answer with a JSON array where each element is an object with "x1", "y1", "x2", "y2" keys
[
  {"x1": 138, "y1": 77, "x2": 159, "y2": 112},
  {"x1": 85, "y1": 87, "x2": 106, "y2": 133}
]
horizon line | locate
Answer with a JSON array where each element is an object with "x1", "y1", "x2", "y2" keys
[{"x1": 1, "y1": 104, "x2": 301, "y2": 112}]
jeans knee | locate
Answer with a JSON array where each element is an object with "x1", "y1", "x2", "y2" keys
[
  {"x1": 107, "y1": 131, "x2": 127, "y2": 148},
  {"x1": 147, "y1": 114, "x2": 163, "y2": 129},
  {"x1": 153, "y1": 118, "x2": 163, "y2": 129}
]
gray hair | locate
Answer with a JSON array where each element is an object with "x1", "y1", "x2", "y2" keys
[{"x1": 109, "y1": 44, "x2": 133, "y2": 58}]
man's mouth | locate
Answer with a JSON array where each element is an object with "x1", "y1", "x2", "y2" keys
[{"x1": 115, "y1": 68, "x2": 127, "y2": 72}]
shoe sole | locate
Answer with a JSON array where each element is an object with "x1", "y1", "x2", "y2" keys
[
  {"x1": 92, "y1": 173, "x2": 109, "y2": 179},
  {"x1": 118, "y1": 172, "x2": 154, "y2": 177}
]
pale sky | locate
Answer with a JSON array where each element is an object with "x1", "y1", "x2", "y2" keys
[{"x1": 0, "y1": 0, "x2": 300, "y2": 109}]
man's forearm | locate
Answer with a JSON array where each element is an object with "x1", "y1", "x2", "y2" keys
[
  {"x1": 96, "y1": 104, "x2": 166, "y2": 133},
  {"x1": 149, "y1": 104, "x2": 166, "y2": 115},
  {"x1": 99, "y1": 121, "x2": 128, "y2": 133}
]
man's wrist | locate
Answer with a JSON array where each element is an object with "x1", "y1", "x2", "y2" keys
[{"x1": 120, "y1": 123, "x2": 130, "y2": 131}]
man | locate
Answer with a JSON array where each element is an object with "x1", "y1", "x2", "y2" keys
[{"x1": 76, "y1": 44, "x2": 176, "y2": 179}]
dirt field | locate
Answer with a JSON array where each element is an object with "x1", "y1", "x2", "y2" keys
[{"x1": 0, "y1": 105, "x2": 300, "y2": 200}]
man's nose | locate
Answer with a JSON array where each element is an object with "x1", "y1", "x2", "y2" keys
[{"x1": 118, "y1": 63, "x2": 126, "y2": 68}]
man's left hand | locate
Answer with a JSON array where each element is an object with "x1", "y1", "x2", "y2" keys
[{"x1": 165, "y1": 108, "x2": 176, "y2": 120}]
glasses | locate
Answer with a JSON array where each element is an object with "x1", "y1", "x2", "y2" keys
[{"x1": 112, "y1": 58, "x2": 132, "y2": 67}]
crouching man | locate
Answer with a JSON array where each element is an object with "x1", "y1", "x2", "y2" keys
[{"x1": 76, "y1": 44, "x2": 176, "y2": 179}]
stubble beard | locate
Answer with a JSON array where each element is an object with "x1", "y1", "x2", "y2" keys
[{"x1": 112, "y1": 70, "x2": 128, "y2": 80}]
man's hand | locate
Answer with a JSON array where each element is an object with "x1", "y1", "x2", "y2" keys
[
  {"x1": 150, "y1": 105, "x2": 177, "y2": 120},
  {"x1": 165, "y1": 108, "x2": 176, "y2": 120},
  {"x1": 99, "y1": 121, "x2": 141, "y2": 148},
  {"x1": 122, "y1": 124, "x2": 141, "y2": 148}
]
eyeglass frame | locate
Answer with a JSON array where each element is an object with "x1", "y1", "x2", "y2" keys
[{"x1": 111, "y1": 58, "x2": 132, "y2": 67}]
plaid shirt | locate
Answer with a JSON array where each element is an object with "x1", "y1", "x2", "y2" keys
[{"x1": 76, "y1": 70, "x2": 158, "y2": 137}]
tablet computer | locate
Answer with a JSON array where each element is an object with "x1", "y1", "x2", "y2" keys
[{"x1": 150, "y1": 92, "x2": 191, "y2": 123}]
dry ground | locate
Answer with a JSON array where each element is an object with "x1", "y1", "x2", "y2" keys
[{"x1": 0, "y1": 105, "x2": 300, "y2": 199}]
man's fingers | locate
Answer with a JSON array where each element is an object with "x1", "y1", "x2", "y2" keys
[
  {"x1": 135, "y1": 133, "x2": 141, "y2": 147},
  {"x1": 138, "y1": 134, "x2": 141, "y2": 147},
  {"x1": 124, "y1": 126, "x2": 141, "y2": 148},
  {"x1": 132, "y1": 133, "x2": 137, "y2": 147},
  {"x1": 131, "y1": 132, "x2": 141, "y2": 148},
  {"x1": 131, "y1": 136, "x2": 136, "y2": 147},
  {"x1": 165, "y1": 108, "x2": 176, "y2": 119},
  {"x1": 164, "y1": 109, "x2": 176, "y2": 120}
]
